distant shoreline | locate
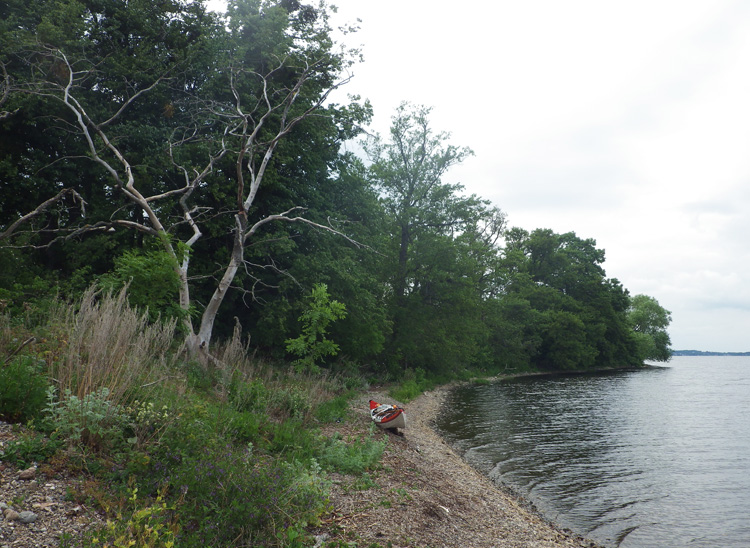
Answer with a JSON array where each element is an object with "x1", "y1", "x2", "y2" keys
[{"x1": 672, "y1": 350, "x2": 750, "y2": 356}]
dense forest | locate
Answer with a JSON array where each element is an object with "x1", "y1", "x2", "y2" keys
[{"x1": 0, "y1": 0, "x2": 671, "y2": 376}]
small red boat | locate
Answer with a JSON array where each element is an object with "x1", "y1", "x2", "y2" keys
[{"x1": 369, "y1": 400, "x2": 406, "y2": 430}]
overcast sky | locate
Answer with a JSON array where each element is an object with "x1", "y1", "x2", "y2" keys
[{"x1": 210, "y1": 0, "x2": 750, "y2": 352}]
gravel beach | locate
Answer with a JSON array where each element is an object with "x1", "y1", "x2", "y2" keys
[{"x1": 317, "y1": 386, "x2": 605, "y2": 548}]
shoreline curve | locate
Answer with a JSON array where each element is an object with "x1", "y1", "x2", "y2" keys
[{"x1": 319, "y1": 384, "x2": 606, "y2": 547}]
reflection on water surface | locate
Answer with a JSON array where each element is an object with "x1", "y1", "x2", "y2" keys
[{"x1": 436, "y1": 357, "x2": 750, "y2": 548}]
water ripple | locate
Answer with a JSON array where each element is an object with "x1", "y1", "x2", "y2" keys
[{"x1": 436, "y1": 357, "x2": 750, "y2": 548}]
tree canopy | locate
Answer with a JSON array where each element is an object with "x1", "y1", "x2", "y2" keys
[{"x1": 0, "y1": 0, "x2": 672, "y2": 376}]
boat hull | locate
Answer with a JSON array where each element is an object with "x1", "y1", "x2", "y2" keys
[{"x1": 369, "y1": 400, "x2": 407, "y2": 430}]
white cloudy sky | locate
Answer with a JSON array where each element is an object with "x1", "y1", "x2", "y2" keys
[{"x1": 209, "y1": 1, "x2": 750, "y2": 352}]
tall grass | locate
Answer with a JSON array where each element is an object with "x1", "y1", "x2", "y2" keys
[
  {"x1": 49, "y1": 285, "x2": 177, "y2": 406},
  {"x1": 213, "y1": 322, "x2": 346, "y2": 423}
]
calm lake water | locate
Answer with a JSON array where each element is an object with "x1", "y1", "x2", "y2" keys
[{"x1": 435, "y1": 356, "x2": 750, "y2": 548}]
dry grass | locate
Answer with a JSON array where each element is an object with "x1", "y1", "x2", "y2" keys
[{"x1": 49, "y1": 285, "x2": 177, "y2": 405}]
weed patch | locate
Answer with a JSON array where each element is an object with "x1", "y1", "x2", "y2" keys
[
  {"x1": 318, "y1": 428, "x2": 386, "y2": 475},
  {"x1": 0, "y1": 356, "x2": 49, "y2": 422}
]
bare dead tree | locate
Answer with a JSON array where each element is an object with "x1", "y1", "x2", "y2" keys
[
  {"x1": 181, "y1": 53, "x2": 363, "y2": 352},
  {"x1": 3, "y1": 41, "x2": 363, "y2": 359}
]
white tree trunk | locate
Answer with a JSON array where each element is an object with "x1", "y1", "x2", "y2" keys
[{"x1": 194, "y1": 214, "x2": 246, "y2": 352}]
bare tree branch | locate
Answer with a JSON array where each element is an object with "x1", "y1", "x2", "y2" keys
[
  {"x1": 244, "y1": 206, "x2": 367, "y2": 250},
  {"x1": 0, "y1": 188, "x2": 86, "y2": 241},
  {"x1": 0, "y1": 61, "x2": 18, "y2": 120}
]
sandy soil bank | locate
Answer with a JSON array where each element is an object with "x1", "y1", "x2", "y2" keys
[{"x1": 317, "y1": 386, "x2": 604, "y2": 548}]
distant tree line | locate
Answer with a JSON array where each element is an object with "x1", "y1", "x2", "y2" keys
[{"x1": 0, "y1": 0, "x2": 672, "y2": 377}]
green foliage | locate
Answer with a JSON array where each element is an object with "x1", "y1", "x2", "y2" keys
[
  {"x1": 497, "y1": 228, "x2": 642, "y2": 371},
  {"x1": 628, "y1": 294, "x2": 673, "y2": 362},
  {"x1": 269, "y1": 385, "x2": 313, "y2": 421},
  {"x1": 389, "y1": 368, "x2": 434, "y2": 402},
  {"x1": 225, "y1": 409, "x2": 267, "y2": 444},
  {"x1": 268, "y1": 419, "x2": 319, "y2": 459},
  {"x1": 389, "y1": 380, "x2": 422, "y2": 403},
  {"x1": 99, "y1": 249, "x2": 188, "y2": 323},
  {"x1": 364, "y1": 103, "x2": 505, "y2": 374},
  {"x1": 351, "y1": 472, "x2": 378, "y2": 491},
  {"x1": 85, "y1": 487, "x2": 178, "y2": 548},
  {"x1": 184, "y1": 361, "x2": 220, "y2": 394},
  {"x1": 285, "y1": 283, "x2": 347, "y2": 373},
  {"x1": 124, "y1": 400, "x2": 175, "y2": 448},
  {"x1": 0, "y1": 356, "x2": 49, "y2": 422},
  {"x1": 43, "y1": 387, "x2": 130, "y2": 454},
  {"x1": 169, "y1": 447, "x2": 329, "y2": 547},
  {"x1": 228, "y1": 376, "x2": 269, "y2": 412},
  {"x1": 229, "y1": 375, "x2": 314, "y2": 421},
  {"x1": 0, "y1": 430, "x2": 63, "y2": 469},
  {"x1": 318, "y1": 428, "x2": 386, "y2": 475},
  {"x1": 0, "y1": 276, "x2": 59, "y2": 327},
  {"x1": 314, "y1": 392, "x2": 353, "y2": 423}
]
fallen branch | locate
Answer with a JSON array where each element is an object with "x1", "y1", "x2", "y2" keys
[{"x1": 3, "y1": 337, "x2": 36, "y2": 367}]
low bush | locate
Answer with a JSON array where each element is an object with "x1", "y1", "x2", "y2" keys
[
  {"x1": 389, "y1": 367, "x2": 436, "y2": 402},
  {"x1": 224, "y1": 409, "x2": 267, "y2": 445},
  {"x1": 314, "y1": 392, "x2": 353, "y2": 423},
  {"x1": 318, "y1": 427, "x2": 386, "y2": 475},
  {"x1": 0, "y1": 430, "x2": 63, "y2": 468},
  {"x1": 228, "y1": 377, "x2": 268, "y2": 413},
  {"x1": 0, "y1": 356, "x2": 49, "y2": 422},
  {"x1": 170, "y1": 447, "x2": 329, "y2": 547},
  {"x1": 83, "y1": 486, "x2": 178, "y2": 548},
  {"x1": 184, "y1": 361, "x2": 219, "y2": 394},
  {"x1": 267, "y1": 419, "x2": 320, "y2": 461},
  {"x1": 43, "y1": 387, "x2": 130, "y2": 454},
  {"x1": 268, "y1": 385, "x2": 313, "y2": 421}
]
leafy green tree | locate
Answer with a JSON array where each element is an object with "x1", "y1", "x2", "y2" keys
[
  {"x1": 628, "y1": 294, "x2": 672, "y2": 362},
  {"x1": 285, "y1": 283, "x2": 346, "y2": 373},
  {"x1": 364, "y1": 103, "x2": 475, "y2": 304},
  {"x1": 497, "y1": 228, "x2": 640, "y2": 371},
  {"x1": 0, "y1": 0, "x2": 370, "y2": 358},
  {"x1": 99, "y1": 248, "x2": 188, "y2": 323},
  {"x1": 364, "y1": 103, "x2": 506, "y2": 373}
]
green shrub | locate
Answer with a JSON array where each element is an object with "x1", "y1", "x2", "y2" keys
[
  {"x1": 389, "y1": 367, "x2": 434, "y2": 402},
  {"x1": 268, "y1": 419, "x2": 320, "y2": 461},
  {"x1": 148, "y1": 399, "x2": 217, "y2": 462},
  {"x1": 285, "y1": 283, "x2": 347, "y2": 373},
  {"x1": 269, "y1": 385, "x2": 312, "y2": 421},
  {"x1": 183, "y1": 361, "x2": 219, "y2": 393},
  {"x1": 43, "y1": 387, "x2": 130, "y2": 453},
  {"x1": 0, "y1": 276, "x2": 58, "y2": 327},
  {"x1": 224, "y1": 409, "x2": 267, "y2": 444},
  {"x1": 314, "y1": 392, "x2": 352, "y2": 423},
  {"x1": 388, "y1": 380, "x2": 421, "y2": 402},
  {"x1": 0, "y1": 356, "x2": 49, "y2": 423},
  {"x1": 170, "y1": 447, "x2": 329, "y2": 547},
  {"x1": 83, "y1": 486, "x2": 178, "y2": 548},
  {"x1": 0, "y1": 430, "x2": 63, "y2": 468},
  {"x1": 99, "y1": 248, "x2": 188, "y2": 324},
  {"x1": 124, "y1": 399, "x2": 175, "y2": 448},
  {"x1": 228, "y1": 377, "x2": 268, "y2": 412},
  {"x1": 318, "y1": 428, "x2": 386, "y2": 475},
  {"x1": 351, "y1": 472, "x2": 378, "y2": 491}
]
